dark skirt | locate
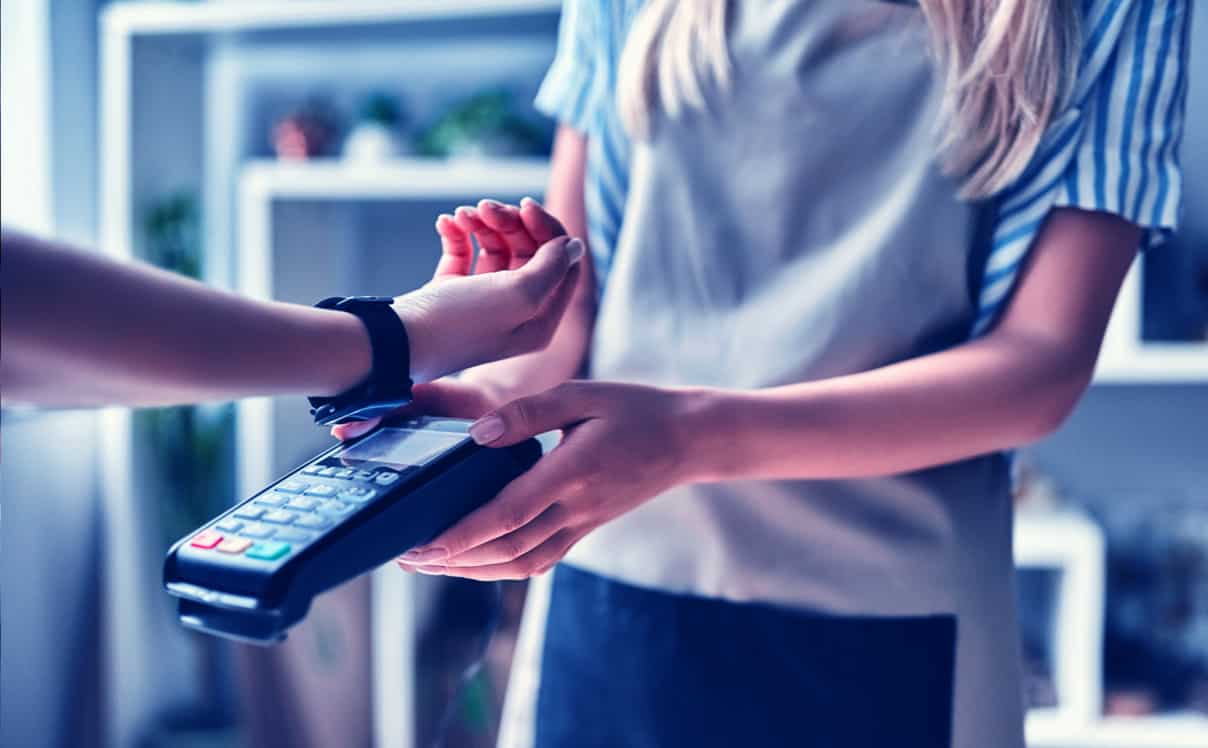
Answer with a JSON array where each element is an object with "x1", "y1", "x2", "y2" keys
[{"x1": 534, "y1": 565, "x2": 956, "y2": 748}]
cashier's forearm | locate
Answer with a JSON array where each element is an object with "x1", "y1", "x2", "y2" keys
[{"x1": 679, "y1": 332, "x2": 1093, "y2": 483}]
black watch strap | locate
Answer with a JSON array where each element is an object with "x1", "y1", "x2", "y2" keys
[{"x1": 308, "y1": 296, "x2": 413, "y2": 425}]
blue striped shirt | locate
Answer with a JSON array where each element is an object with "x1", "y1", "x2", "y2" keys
[{"x1": 534, "y1": 0, "x2": 1191, "y2": 335}]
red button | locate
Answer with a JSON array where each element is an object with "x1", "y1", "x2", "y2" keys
[{"x1": 190, "y1": 529, "x2": 223, "y2": 549}]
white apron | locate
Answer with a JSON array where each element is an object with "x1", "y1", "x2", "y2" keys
[{"x1": 502, "y1": 2, "x2": 1024, "y2": 746}]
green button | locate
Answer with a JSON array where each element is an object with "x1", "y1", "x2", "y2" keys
[{"x1": 246, "y1": 541, "x2": 291, "y2": 561}]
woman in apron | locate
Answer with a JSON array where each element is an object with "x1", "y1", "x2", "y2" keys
[{"x1": 339, "y1": 1, "x2": 1190, "y2": 745}]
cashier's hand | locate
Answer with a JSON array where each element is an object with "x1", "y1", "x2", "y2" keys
[{"x1": 397, "y1": 382, "x2": 697, "y2": 580}]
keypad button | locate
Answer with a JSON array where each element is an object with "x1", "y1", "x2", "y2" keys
[
  {"x1": 287, "y1": 496, "x2": 319, "y2": 511},
  {"x1": 317, "y1": 500, "x2": 352, "y2": 515},
  {"x1": 190, "y1": 530, "x2": 223, "y2": 549},
  {"x1": 304, "y1": 484, "x2": 337, "y2": 498},
  {"x1": 256, "y1": 494, "x2": 288, "y2": 507},
  {"x1": 276, "y1": 479, "x2": 309, "y2": 493},
  {"x1": 246, "y1": 541, "x2": 291, "y2": 561},
  {"x1": 215, "y1": 519, "x2": 243, "y2": 533},
  {"x1": 295, "y1": 514, "x2": 332, "y2": 530},
  {"x1": 216, "y1": 537, "x2": 253, "y2": 554},
  {"x1": 262, "y1": 509, "x2": 299, "y2": 525},
  {"x1": 374, "y1": 471, "x2": 400, "y2": 486},
  {"x1": 301, "y1": 465, "x2": 323, "y2": 475},
  {"x1": 234, "y1": 505, "x2": 266, "y2": 520},
  {"x1": 274, "y1": 528, "x2": 315, "y2": 543},
  {"x1": 338, "y1": 486, "x2": 376, "y2": 502},
  {"x1": 333, "y1": 468, "x2": 355, "y2": 479},
  {"x1": 240, "y1": 523, "x2": 275, "y2": 539},
  {"x1": 354, "y1": 470, "x2": 376, "y2": 482},
  {"x1": 317, "y1": 467, "x2": 338, "y2": 477}
]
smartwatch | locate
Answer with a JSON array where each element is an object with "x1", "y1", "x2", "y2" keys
[{"x1": 308, "y1": 296, "x2": 413, "y2": 426}]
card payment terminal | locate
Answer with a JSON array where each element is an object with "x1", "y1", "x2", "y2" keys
[{"x1": 163, "y1": 417, "x2": 541, "y2": 644}]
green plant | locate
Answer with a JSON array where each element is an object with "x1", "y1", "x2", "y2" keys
[
  {"x1": 139, "y1": 191, "x2": 234, "y2": 549},
  {"x1": 416, "y1": 89, "x2": 551, "y2": 157},
  {"x1": 360, "y1": 92, "x2": 403, "y2": 127},
  {"x1": 142, "y1": 192, "x2": 201, "y2": 279}
]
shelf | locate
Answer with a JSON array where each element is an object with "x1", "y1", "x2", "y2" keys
[
  {"x1": 240, "y1": 157, "x2": 550, "y2": 200},
  {"x1": 103, "y1": 0, "x2": 560, "y2": 36},
  {"x1": 1093, "y1": 344, "x2": 1208, "y2": 384},
  {"x1": 1027, "y1": 713, "x2": 1208, "y2": 748},
  {"x1": 1092, "y1": 260, "x2": 1208, "y2": 384}
]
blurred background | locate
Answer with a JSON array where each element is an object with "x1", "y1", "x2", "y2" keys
[{"x1": 1, "y1": 2, "x2": 1205, "y2": 748}]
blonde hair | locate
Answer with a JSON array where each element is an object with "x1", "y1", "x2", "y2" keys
[{"x1": 617, "y1": 0, "x2": 1081, "y2": 200}]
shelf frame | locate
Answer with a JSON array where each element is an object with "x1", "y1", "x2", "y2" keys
[
  {"x1": 103, "y1": 0, "x2": 562, "y2": 36},
  {"x1": 236, "y1": 155, "x2": 550, "y2": 748}
]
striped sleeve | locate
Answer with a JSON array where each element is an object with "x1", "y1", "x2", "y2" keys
[
  {"x1": 534, "y1": 0, "x2": 601, "y2": 133},
  {"x1": 1054, "y1": 0, "x2": 1192, "y2": 248},
  {"x1": 971, "y1": 0, "x2": 1191, "y2": 336}
]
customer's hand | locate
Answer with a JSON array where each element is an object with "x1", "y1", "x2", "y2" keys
[
  {"x1": 437, "y1": 197, "x2": 569, "y2": 275},
  {"x1": 334, "y1": 198, "x2": 573, "y2": 441},
  {"x1": 395, "y1": 381, "x2": 701, "y2": 581},
  {"x1": 392, "y1": 231, "x2": 582, "y2": 384}
]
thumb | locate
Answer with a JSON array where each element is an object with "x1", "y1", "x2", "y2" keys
[
  {"x1": 468, "y1": 382, "x2": 591, "y2": 447},
  {"x1": 507, "y1": 236, "x2": 584, "y2": 313}
]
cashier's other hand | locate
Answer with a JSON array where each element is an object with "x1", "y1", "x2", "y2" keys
[
  {"x1": 397, "y1": 382, "x2": 699, "y2": 581},
  {"x1": 392, "y1": 233, "x2": 583, "y2": 385}
]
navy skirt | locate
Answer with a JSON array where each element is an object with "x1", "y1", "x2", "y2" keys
[{"x1": 533, "y1": 565, "x2": 956, "y2": 748}]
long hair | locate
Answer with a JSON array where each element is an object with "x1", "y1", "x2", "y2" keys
[{"x1": 616, "y1": 0, "x2": 1082, "y2": 199}]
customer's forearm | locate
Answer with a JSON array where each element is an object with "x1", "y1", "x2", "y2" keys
[{"x1": 1, "y1": 231, "x2": 371, "y2": 406}]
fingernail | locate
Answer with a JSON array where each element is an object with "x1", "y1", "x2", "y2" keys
[
  {"x1": 402, "y1": 546, "x2": 449, "y2": 563},
  {"x1": 565, "y1": 238, "x2": 585, "y2": 265},
  {"x1": 520, "y1": 196, "x2": 537, "y2": 208},
  {"x1": 469, "y1": 415, "x2": 505, "y2": 445},
  {"x1": 414, "y1": 565, "x2": 448, "y2": 575},
  {"x1": 482, "y1": 199, "x2": 505, "y2": 210}
]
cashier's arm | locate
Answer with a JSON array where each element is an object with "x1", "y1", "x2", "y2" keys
[
  {"x1": 0, "y1": 229, "x2": 581, "y2": 407},
  {"x1": 396, "y1": 209, "x2": 1141, "y2": 580}
]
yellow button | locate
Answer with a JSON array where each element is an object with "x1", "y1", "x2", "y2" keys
[{"x1": 217, "y1": 537, "x2": 253, "y2": 554}]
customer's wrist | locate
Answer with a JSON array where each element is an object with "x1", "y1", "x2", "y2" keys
[
  {"x1": 390, "y1": 298, "x2": 436, "y2": 383},
  {"x1": 306, "y1": 305, "x2": 373, "y2": 397}
]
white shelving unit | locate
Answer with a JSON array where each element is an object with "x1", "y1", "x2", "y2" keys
[
  {"x1": 1095, "y1": 261, "x2": 1208, "y2": 384},
  {"x1": 1016, "y1": 513, "x2": 1208, "y2": 748},
  {"x1": 236, "y1": 154, "x2": 550, "y2": 748},
  {"x1": 99, "y1": 4, "x2": 558, "y2": 748},
  {"x1": 96, "y1": 4, "x2": 1207, "y2": 748}
]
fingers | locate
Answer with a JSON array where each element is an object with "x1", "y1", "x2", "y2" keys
[
  {"x1": 467, "y1": 381, "x2": 593, "y2": 448},
  {"x1": 404, "y1": 528, "x2": 584, "y2": 581},
  {"x1": 420, "y1": 501, "x2": 569, "y2": 568},
  {"x1": 503, "y1": 235, "x2": 583, "y2": 318},
  {"x1": 331, "y1": 417, "x2": 381, "y2": 441},
  {"x1": 478, "y1": 199, "x2": 541, "y2": 269},
  {"x1": 409, "y1": 379, "x2": 496, "y2": 420},
  {"x1": 503, "y1": 259, "x2": 581, "y2": 357},
  {"x1": 454, "y1": 206, "x2": 509, "y2": 274},
  {"x1": 400, "y1": 438, "x2": 588, "y2": 561},
  {"x1": 432, "y1": 214, "x2": 473, "y2": 280},
  {"x1": 518, "y1": 197, "x2": 567, "y2": 245}
]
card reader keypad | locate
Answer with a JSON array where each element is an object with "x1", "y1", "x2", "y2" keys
[{"x1": 187, "y1": 463, "x2": 404, "y2": 563}]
